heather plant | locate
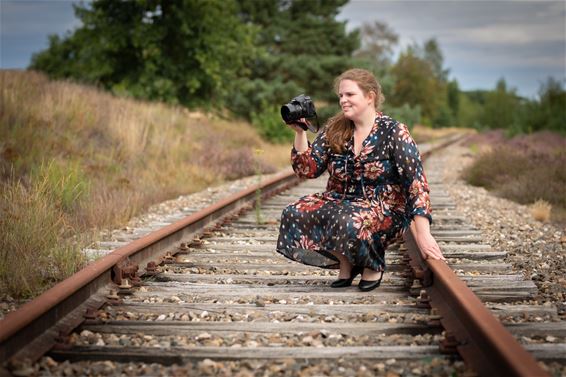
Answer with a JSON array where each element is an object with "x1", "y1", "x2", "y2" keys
[{"x1": 463, "y1": 133, "x2": 566, "y2": 222}]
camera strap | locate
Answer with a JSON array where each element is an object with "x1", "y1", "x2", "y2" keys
[{"x1": 306, "y1": 114, "x2": 320, "y2": 133}]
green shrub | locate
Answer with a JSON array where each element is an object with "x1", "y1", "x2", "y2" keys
[
  {"x1": 383, "y1": 103, "x2": 422, "y2": 129},
  {"x1": 251, "y1": 106, "x2": 294, "y2": 144}
]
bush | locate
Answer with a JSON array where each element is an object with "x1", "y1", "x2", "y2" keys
[
  {"x1": 463, "y1": 137, "x2": 566, "y2": 222},
  {"x1": 251, "y1": 106, "x2": 294, "y2": 144},
  {"x1": 383, "y1": 103, "x2": 421, "y2": 129}
]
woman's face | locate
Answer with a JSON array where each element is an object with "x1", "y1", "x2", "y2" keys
[{"x1": 338, "y1": 79, "x2": 374, "y2": 122}]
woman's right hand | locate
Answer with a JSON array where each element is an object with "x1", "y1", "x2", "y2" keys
[{"x1": 287, "y1": 118, "x2": 310, "y2": 133}]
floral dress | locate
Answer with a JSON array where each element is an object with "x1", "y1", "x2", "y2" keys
[{"x1": 276, "y1": 113, "x2": 432, "y2": 272}]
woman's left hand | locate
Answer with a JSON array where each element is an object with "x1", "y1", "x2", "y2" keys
[{"x1": 415, "y1": 231, "x2": 446, "y2": 261}]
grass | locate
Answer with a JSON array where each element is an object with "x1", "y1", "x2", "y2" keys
[
  {"x1": 530, "y1": 200, "x2": 552, "y2": 223},
  {"x1": 0, "y1": 70, "x2": 290, "y2": 298},
  {"x1": 0, "y1": 177, "x2": 87, "y2": 297},
  {"x1": 463, "y1": 131, "x2": 566, "y2": 224}
]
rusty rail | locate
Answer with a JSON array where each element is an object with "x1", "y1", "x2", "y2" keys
[
  {"x1": 0, "y1": 169, "x2": 299, "y2": 364},
  {"x1": 403, "y1": 214, "x2": 547, "y2": 377},
  {"x1": 406, "y1": 134, "x2": 548, "y2": 376}
]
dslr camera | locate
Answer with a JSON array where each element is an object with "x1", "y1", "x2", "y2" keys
[{"x1": 281, "y1": 94, "x2": 319, "y2": 132}]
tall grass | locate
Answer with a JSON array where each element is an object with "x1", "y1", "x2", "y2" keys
[
  {"x1": 0, "y1": 176, "x2": 87, "y2": 297},
  {"x1": 0, "y1": 70, "x2": 290, "y2": 297}
]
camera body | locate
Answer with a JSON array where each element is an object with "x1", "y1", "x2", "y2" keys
[{"x1": 281, "y1": 94, "x2": 318, "y2": 131}]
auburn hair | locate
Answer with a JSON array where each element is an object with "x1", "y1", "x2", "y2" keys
[{"x1": 325, "y1": 68, "x2": 385, "y2": 153}]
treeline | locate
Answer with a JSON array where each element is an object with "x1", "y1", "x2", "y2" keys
[{"x1": 31, "y1": 0, "x2": 565, "y2": 141}]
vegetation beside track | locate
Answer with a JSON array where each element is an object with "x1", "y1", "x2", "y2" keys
[
  {"x1": 0, "y1": 70, "x2": 290, "y2": 298},
  {"x1": 462, "y1": 130, "x2": 566, "y2": 224}
]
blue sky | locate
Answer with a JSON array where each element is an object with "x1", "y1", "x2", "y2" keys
[{"x1": 1, "y1": 0, "x2": 565, "y2": 98}]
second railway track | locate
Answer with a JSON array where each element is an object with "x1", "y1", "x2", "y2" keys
[{"x1": 1, "y1": 139, "x2": 564, "y2": 376}]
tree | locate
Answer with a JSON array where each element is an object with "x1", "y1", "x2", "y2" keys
[
  {"x1": 389, "y1": 48, "x2": 438, "y2": 124},
  {"x1": 354, "y1": 21, "x2": 399, "y2": 67},
  {"x1": 531, "y1": 77, "x2": 566, "y2": 133},
  {"x1": 481, "y1": 78, "x2": 520, "y2": 130},
  {"x1": 423, "y1": 39, "x2": 449, "y2": 81},
  {"x1": 231, "y1": 0, "x2": 360, "y2": 122},
  {"x1": 31, "y1": 0, "x2": 257, "y2": 107}
]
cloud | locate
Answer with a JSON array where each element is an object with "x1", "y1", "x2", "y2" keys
[{"x1": 338, "y1": 0, "x2": 565, "y2": 96}]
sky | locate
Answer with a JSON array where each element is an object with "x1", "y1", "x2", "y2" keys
[{"x1": 1, "y1": 0, "x2": 565, "y2": 98}]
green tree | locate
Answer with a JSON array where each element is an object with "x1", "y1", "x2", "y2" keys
[
  {"x1": 31, "y1": 0, "x2": 257, "y2": 107},
  {"x1": 389, "y1": 48, "x2": 437, "y2": 124},
  {"x1": 231, "y1": 0, "x2": 359, "y2": 123},
  {"x1": 423, "y1": 39, "x2": 449, "y2": 81},
  {"x1": 389, "y1": 39, "x2": 455, "y2": 127},
  {"x1": 528, "y1": 77, "x2": 566, "y2": 133},
  {"x1": 481, "y1": 78, "x2": 521, "y2": 130}
]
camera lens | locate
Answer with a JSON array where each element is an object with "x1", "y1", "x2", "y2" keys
[{"x1": 281, "y1": 103, "x2": 301, "y2": 123}]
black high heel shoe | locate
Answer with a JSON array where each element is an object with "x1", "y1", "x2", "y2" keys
[
  {"x1": 358, "y1": 271, "x2": 384, "y2": 292},
  {"x1": 330, "y1": 265, "x2": 363, "y2": 288}
]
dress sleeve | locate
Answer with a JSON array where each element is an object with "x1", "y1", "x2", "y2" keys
[
  {"x1": 390, "y1": 123, "x2": 432, "y2": 223},
  {"x1": 291, "y1": 130, "x2": 330, "y2": 179}
]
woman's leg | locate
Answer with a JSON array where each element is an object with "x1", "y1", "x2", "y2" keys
[{"x1": 330, "y1": 251, "x2": 354, "y2": 278}]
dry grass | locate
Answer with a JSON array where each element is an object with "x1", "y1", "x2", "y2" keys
[
  {"x1": 530, "y1": 199, "x2": 552, "y2": 223},
  {"x1": 0, "y1": 70, "x2": 289, "y2": 297}
]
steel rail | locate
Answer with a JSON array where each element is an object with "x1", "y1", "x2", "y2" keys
[
  {"x1": 403, "y1": 214, "x2": 548, "y2": 376},
  {"x1": 0, "y1": 168, "x2": 300, "y2": 364},
  {"x1": 407, "y1": 135, "x2": 548, "y2": 376}
]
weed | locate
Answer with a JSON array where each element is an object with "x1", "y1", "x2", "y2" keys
[
  {"x1": 31, "y1": 160, "x2": 90, "y2": 212},
  {"x1": 530, "y1": 199, "x2": 552, "y2": 223}
]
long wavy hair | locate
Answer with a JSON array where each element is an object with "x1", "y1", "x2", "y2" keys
[{"x1": 326, "y1": 68, "x2": 385, "y2": 153}]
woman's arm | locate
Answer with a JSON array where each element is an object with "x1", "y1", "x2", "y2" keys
[
  {"x1": 292, "y1": 127, "x2": 308, "y2": 153},
  {"x1": 288, "y1": 120, "x2": 329, "y2": 179},
  {"x1": 411, "y1": 215, "x2": 445, "y2": 260}
]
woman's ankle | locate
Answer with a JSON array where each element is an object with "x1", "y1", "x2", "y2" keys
[
  {"x1": 338, "y1": 261, "x2": 354, "y2": 278},
  {"x1": 362, "y1": 268, "x2": 382, "y2": 281}
]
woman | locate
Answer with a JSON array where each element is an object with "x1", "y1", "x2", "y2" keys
[{"x1": 276, "y1": 68, "x2": 445, "y2": 292}]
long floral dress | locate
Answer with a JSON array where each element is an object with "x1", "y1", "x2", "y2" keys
[{"x1": 276, "y1": 113, "x2": 432, "y2": 272}]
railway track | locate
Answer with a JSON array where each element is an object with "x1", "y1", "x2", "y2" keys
[{"x1": 1, "y1": 138, "x2": 564, "y2": 376}]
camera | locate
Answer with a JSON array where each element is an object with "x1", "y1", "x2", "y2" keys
[{"x1": 281, "y1": 94, "x2": 319, "y2": 132}]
